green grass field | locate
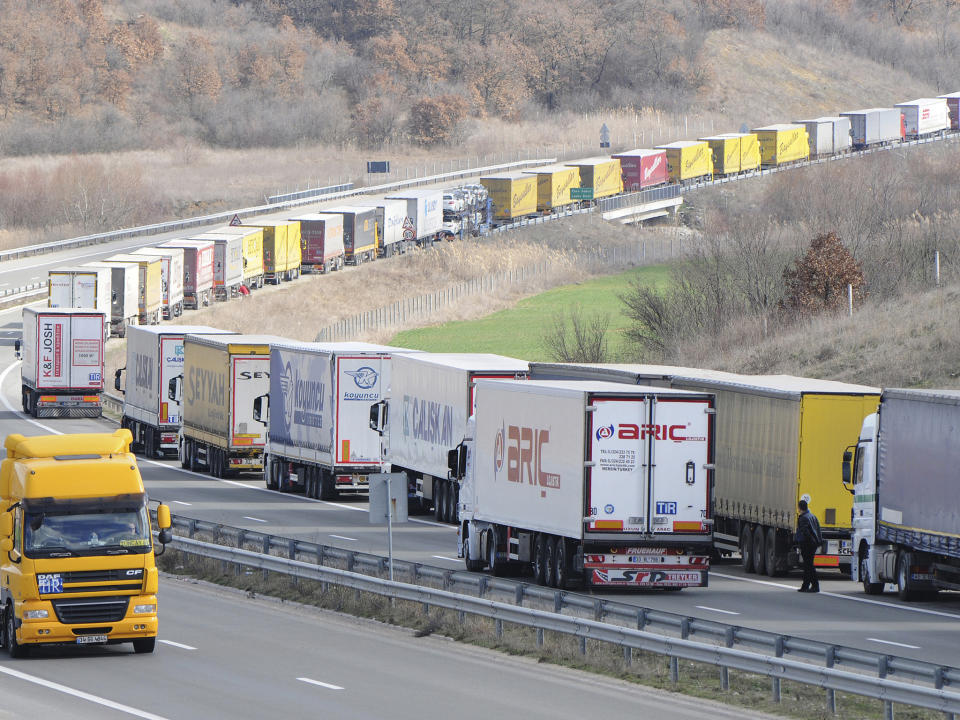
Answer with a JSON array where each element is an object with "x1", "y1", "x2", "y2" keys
[{"x1": 390, "y1": 265, "x2": 671, "y2": 361}]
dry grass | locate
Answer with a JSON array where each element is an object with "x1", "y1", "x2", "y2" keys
[{"x1": 678, "y1": 283, "x2": 960, "y2": 390}]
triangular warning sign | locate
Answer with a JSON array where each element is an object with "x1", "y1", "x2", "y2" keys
[{"x1": 229, "y1": 214, "x2": 242, "y2": 226}]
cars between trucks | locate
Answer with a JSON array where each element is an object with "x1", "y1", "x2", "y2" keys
[
  {"x1": 452, "y1": 379, "x2": 715, "y2": 589},
  {"x1": 115, "y1": 325, "x2": 234, "y2": 458},
  {"x1": 369, "y1": 352, "x2": 528, "y2": 522},
  {"x1": 173, "y1": 334, "x2": 278, "y2": 478},
  {"x1": 256, "y1": 341, "x2": 415, "y2": 500},
  {"x1": 0, "y1": 430, "x2": 172, "y2": 657},
  {"x1": 845, "y1": 388, "x2": 960, "y2": 600}
]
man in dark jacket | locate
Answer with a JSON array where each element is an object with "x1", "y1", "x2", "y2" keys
[{"x1": 796, "y1": 498, "x2": 822, "y2": 592}]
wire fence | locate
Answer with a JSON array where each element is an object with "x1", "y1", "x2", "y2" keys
[{"x1": 314, "y1": 238, "x2": 686, "y2": 342}]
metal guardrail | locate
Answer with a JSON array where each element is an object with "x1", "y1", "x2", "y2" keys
[
  {"x1": 0, "y1": 158, "x2": 556, "y2": 263},
  {"x1": 163, "y1": 513, "x2": 960, "y2": 703},
  {"x1": 0, "y1": 282, "x2": 45, "y2": 302},
  {"x1": 267, "y1": 182, "x2": 354, "y2": 204},
  {"x1": 167, "y1": 530, "x2": 960, "y2": 716}
]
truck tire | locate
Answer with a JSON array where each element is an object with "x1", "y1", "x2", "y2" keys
[
  {"x1": 180, "y1": 439, "x2": 190, "y2": 469},
  {"x1": 753, "y1": 526, "x2": 767, "y2": 576},
  {"x1": 265, "y1": 458, "x2": 278, "y2": 490},
  {"x1": 860, "y1": 548, "x2": 883, "y2": 595},
  {"x1": 464, "y1": 526, "x2": 485, "y2": 572},
  {"x1": 5, "y1": 604, "x2": 27, "y2": 658},
  {"x1": 189, "y1": 441, "x2": 201, "y2": 473},
  {"x1": 144, "y1": 429, "x2": 156, "y2": 459},
  {"x1": 741, "y1": 527, "x2": 755, "y2": 573},
  {"x1": 21, "y1": 388, "x2": 28, "y2": 413},
  {"x1": 532, "y1": 534, "x2": 547, "y2": 585},
  {"x1": 554, "y1": 538, "x2": 570, "y2": 589},
  {"x1": 446, "y1": 483, "x2": 458, "y2": 524},
  {"x1": 765, "y1": 527, "x2": 781, "y2": 577},
  {"x1": 434, "y1": 481, "x2": 446, "y2": 522},
  {"x1": 133, "y1": 637, "x2": 156, "y2": 654},
  {"x1": 544, "y1": 536, "x2": 557, "y2": 587},
  {"x1": 319, "y1": 470, "x2": 337, "y2": 500},
  {"x1": 897, "y1": 551, "x2": 919, "y2": 601},
  {"x1": 487, "y1": 528, "x2": 505, "y2": 577}
]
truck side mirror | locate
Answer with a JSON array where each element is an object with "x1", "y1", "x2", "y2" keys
[
  {"x1": 168, "y1": 375, "x2": 182, "y2": 402},
  {"x1": 253, "y1": 394, "x2": 269, "y2": 423},
  {"x1": 841, "y1": 447, "x2": 854, "y2": 493},
  {"x1": 114, "y1": 368, "x2": 125, "y2": 393},
  {"x1": 369, "y1": 401, "x2": 387, "y2": 434},
  {"x1": 448, "y1": 444, "x2": 466, "y2": 479},
  {"x1": 155, "y1": 504, "x2": 173, "y2": 555},
  {"x1": 13, "y1": 339, "x2": 21, "y2": 360}
]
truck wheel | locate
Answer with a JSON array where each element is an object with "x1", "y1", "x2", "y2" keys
[
  {"x1": 764, "y1": 527, "x2": 780, "y2": 577},
  {"x1": 189, "y1": 441, "x2": 201, "y2": 473},
  {"x1": 133, "y1": 637, "x2": 156, "y2": 654},
  {"x1": 5, "y1": 604, "x2": 27, "y2": 658},
  {"x1": 753, "y1": 526, "x2": 767, "y2": 575},
  {"x1": 487, "y1": 528, "x2": 505, "y2": 577},
  {"x1": 21, "y1": 388, "x2": 28, "y2": 413},
  {"x1": 265, "y1": 458, "x2": 277, "y2": 490},
  {"x1": 543, "y1": 536, "x2": 557, "y2": 587},
  {"x1": 306, "y1": 467, "x2": 317, "y2": 499},
  {"x1": 554, "y1": 538, "x2": 570, "y2": 589},
  {"x1": 434, "y1": 482, "x2": 446, "y2": 522},
  {"x1": 445, "y1": 483, "x2": 458, "y2": 524},
  {"x1": 180, "y1": 439, "x2": 190, "y2": 469},
  {"x1": 464, "y1": 526, "x2": 485, "y2": 572},
  {"x1": 212, "y1": 448, "x2": 223, "y2": 478},
  {"x1": 532, "y1": 534, "x2": 547, "y2": 585},
  {"x1": 741, "y1": 527, "x2": 754, "y2": 573},
  {"x1": 860, "y1": 549, "x2": 883, "y2": 595},
  {"x1": 145, "y1": 430, "x2": 156, "y2": 459},
  {"x1": 319, "y1": 470, "x2": 337, "y2": 500},
  {"x1": 897, "y1": 552, "x2": 918, "y2": 601}
]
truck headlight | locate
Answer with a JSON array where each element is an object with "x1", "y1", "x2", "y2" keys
[
  {"x1": 133, "y1": 604, "x2": 157, "y2": 615},
  {"x1": 24, "y1": 609, "x2": 49, "y2": 619}
]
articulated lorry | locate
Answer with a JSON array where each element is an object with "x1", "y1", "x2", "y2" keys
[
  {"x1": 47, "y1": 266, "x2": 111, "y2": 319},
  {"x1": 257, "y1": 342, "x2": 412, "y2": 499},
  {"x1": 245, "y1": 222, "x2": 301, "y2": 283},
  {"x1": 116, "y1": 325, "x2": 234, "y2": 458},
  {"x1": 85, "y1": 262, "x2": 138, "y2": 337},
  {"x1": 19, "y1": 307, "x2": 106, "y2": 419},
  {"x1": 384, "y1": 189, "x2": 443, "y2": 246},
  {"x1": 530, "y1": 364, "x2": 880, "y2": 577},
  {"x1": 131, "y1": 247, "x2": 185, "y2": 320},
  {"x1": 845, "y1": 389, "x2": 960, "y2": 600},
  {"x1": 174, "y1": 334, "x2": 277, "y2": 477},
  {"x1": 102, "y1": 254, "x2": 163, "y2": 326},
  {"x1": 369, "y1": 353, "x2": 528, "y2": 521},
  {"x1": 452, "y1": 379, "x2": 715, "y2": 588},
  {"x1": 0, "y1": 430, "x2": 172, "y2": 657},
  {"x1": 290, "y1": 214, "x2": 345, "y2": 274},
  {"x1": 159, "y1": 239, "x2": 214, "y2": 309}
]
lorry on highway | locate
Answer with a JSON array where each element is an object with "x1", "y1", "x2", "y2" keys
[
  {"x1": 321, "y1": 207, "x2": 378, "y2": 265},
  {"x1": 244, "y1": 222, "x2": 301, "y2": 283},
  {"x1": 115, "y1": 325, "x2": 234, "y2": 459},
  {"x1": 384, "y1": 189, "x2": 443, "y2": 245},
  {"x1": 130, "y1": 247, "x2": 183, "y2": 320},
  {"x1": 0, "y1": 429, "x2": 173, "y2": 657},
  {"x1": 173, "y1": 334, "x2": 278, "y2": 478},
  {"x1": 451, "y1": 379, "x2": 715, "y2": 588},
  {"x1": 529, "y1": 364, "x2": 880, "y2": 577},
  {"x1": 102, "y1": 254, "x2": 163, "y2": 325},
  {"x1": 257, "y1": 341, "x2": 411, "y2": 499},
  {"x1": 85, "y1": 261, "x2": 138, "y2": 337},
  {"x1": 844, "y1": 388, "x2": 960, "y2": 600},
  {"x1": 369, "y1": 353, "x2": 528, "y2": 521},
  {"x1": 204, "y1": 225, "x2": 265, "y2": 290},
  {"x1": 159, "y1": 238, "x2": 215, "y2": 309},
  {"x1": 18, "y1": 307, "x2": 106, "y2": 418},
  {"x1": 47, "y1": 267, "x2": 111, "y2": 321},
  {"x1": 352, "y1": 198, "x2": 407, "y2": 257},
  {"x1": 192, "y1": 232, "x2": 244, "y2": 301},
  {"x1": 131, "y1": 246, "x2": 185, "y2": 320},
  {"x1": 290, "y1": 213, "x2": 345, "y2": 274}
]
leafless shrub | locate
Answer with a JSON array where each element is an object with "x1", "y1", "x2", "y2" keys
[{"x1": 542, "y1": 306, "x2": 611, "y2": 363}]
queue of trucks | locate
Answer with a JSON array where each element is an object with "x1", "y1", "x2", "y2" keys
[{"x1": 18, "y1": 308, "x2": 960, "y2": 598}]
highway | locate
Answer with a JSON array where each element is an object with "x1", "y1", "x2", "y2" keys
[{"x1": 1, "y1": 305, "x2": 959, "y2": 674}]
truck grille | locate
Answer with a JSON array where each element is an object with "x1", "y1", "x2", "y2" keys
[
  {"x1": 62, "y1": 569, "x2": 141, "y2": 583},
  {"x1": 52, "y1": 597, "x2": 129, "y2": 624}
]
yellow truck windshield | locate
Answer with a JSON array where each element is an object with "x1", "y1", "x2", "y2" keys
[{"x1": 24, "y1": 506, "x2": 151, "y2": 557}]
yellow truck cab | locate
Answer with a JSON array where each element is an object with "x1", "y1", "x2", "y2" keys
[{"x1": 0, "y1": 430, "x2": 171, "y2": 657}]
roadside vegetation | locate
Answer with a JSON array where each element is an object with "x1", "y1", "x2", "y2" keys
[{"x1": 1, "y1": 0, "x2": 957, "y2": 248}]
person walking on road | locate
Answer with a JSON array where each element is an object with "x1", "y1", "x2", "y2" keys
[{"x1": 796, "y1": 498, "x2": 822, "y2": 593}]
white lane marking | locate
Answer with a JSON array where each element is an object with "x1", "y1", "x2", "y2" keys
[
  {"x1": 172, "y1": 501, "x2": 192, "y2": 506},
  {"x1": 159, "y1": 639, "x2": 197, "y2": 650},
  {"x1": 297, "y1": 677, "x2": 344, "y2": 691},
  {"x1": 0, "y1": 665, "x2": 170, "y2": 719},
  {"x1": 243, "y1": 516, "x2": 268, "y2": 523},
  {"x1": 0, "y1": 362, "x2": 62, "y2": 434},
  {"x1": 432, "y1": 555, "x2": 460, "y2": 563},
  {"x1": 329, "y1": 534, "x2": 357, "y2": 542},
  {"x1": 711, "y1": 571, "x2": 960, "y2": 620},
  {"x1": 867, "y1": 637, "x2": 921, "y2": 650},
  {"x1": 696, "y1": 605, "x2": 740, "y2": 616}
]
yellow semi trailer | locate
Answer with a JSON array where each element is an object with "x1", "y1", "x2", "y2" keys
[
  {"x1": 522, "y1": 165, "x2": 581, "y2": 212},
  {"x1": 0, "y1": 430, "x2": 172, "y2": 657},
  {"x1": 754, "y1": 124, "x2": 810, "y2": 167},
  {"x1": 656, "y1": 141, "x2": 714, "y2": 182},
  {"x1": 480, "y1": 173, "x2": 538, "y2": 222}
]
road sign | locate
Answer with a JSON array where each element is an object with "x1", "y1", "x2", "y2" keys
[
  {"x1": 401, "y1": 217, "x2": 415, "y2": 241},
  {"x1": 570, "y1": 187, "x2": 594, "y2": 201},
  {"x1": 367, "y1": 161, "x2": 390, "y2": 174},
  {"x1": 229, "y1": 214, "x2": 241, "y2": 226},
  {"x1": 600, "y1": 123, "x2": 610, "y2": 149}
]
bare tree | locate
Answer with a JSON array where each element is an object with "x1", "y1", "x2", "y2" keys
[{"x1": 542, "y1": 305, "x2": 611, "y2": 362}]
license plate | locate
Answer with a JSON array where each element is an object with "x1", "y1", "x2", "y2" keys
[{"x1": 76, "y1": 634, "x2": 108, "y2": 645}]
